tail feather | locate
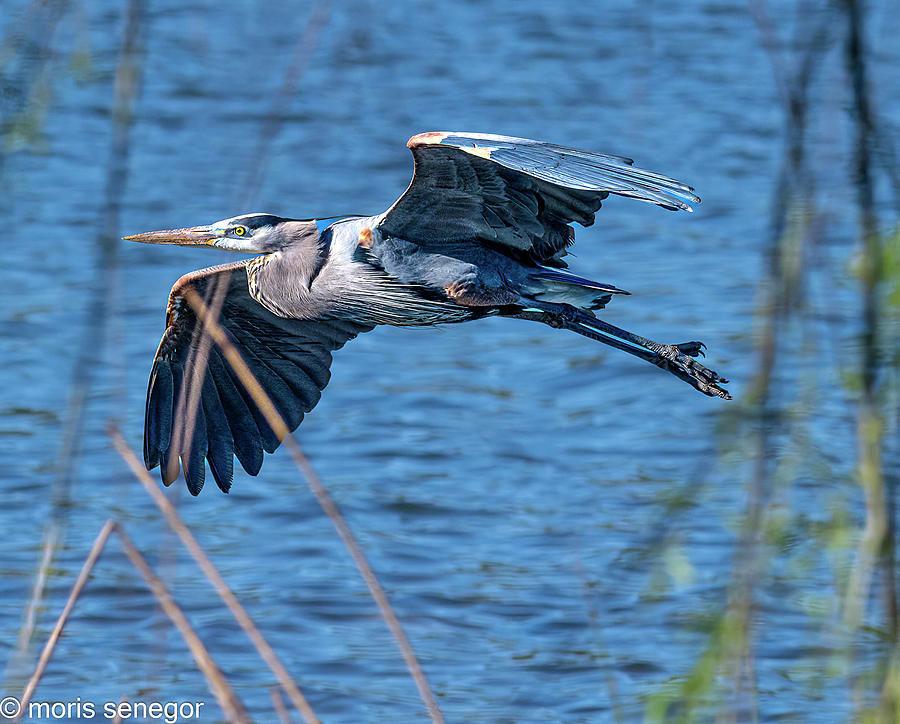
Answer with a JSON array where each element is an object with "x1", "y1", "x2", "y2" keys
[{"x1": 527, "y1": 269, "x2": 629, "y2": 310}]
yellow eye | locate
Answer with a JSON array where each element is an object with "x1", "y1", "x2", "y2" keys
[{"x1": 233, "y1": 226, "x2": 247, "y2": 236}]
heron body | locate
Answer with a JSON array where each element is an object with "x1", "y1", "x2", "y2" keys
[{"x1": 127, "y1": 132, "x2": 730, "y2": 495}]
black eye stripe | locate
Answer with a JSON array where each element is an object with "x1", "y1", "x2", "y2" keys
[{"x1": 230, "y1": 214, "x2": 287, "y2": 230}]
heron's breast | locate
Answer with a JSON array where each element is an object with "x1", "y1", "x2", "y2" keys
[{"x1": 247, "y1": 253, "x2": 331, "y2": 320}]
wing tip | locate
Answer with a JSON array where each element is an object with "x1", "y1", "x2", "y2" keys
[
  {"x1": 680, "y1": 192, "x2": 701, "y2": 212},
  {"x1": 660, "y1": 190, "x2": 701, "y2": 213},
  {"x1": 407, "y1": 132, "x2": 448, "y2": 148},
  {"x1": 408, "y1": 132, "x2": 703, "y2": 213}
]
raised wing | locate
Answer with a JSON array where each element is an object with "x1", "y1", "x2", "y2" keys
[
  {"x1": 377, "y1": 132, "x2": 700, "y2": 267},
  {"x1": 144, "y1": 260, "x2": 372, "y2": 495}
]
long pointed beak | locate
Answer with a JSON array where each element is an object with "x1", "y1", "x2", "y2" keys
[{"x1": 123, "y1": 225, "x2": 218, "y2": 246}]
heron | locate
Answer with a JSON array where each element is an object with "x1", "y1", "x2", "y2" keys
[{"x1": 126, "y1": 132, "x2": 730, "y2": 495}]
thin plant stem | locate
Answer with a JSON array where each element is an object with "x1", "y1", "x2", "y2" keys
[
  {"x1": 14, "y1": 0, "x2": 147, "y2": 669},
  {"x1": 270, "y1": 687, "x2": 294, "y2": 724},
  {"x1": 109, "y1": 427, "x2": 322, "y2": 724},
  {"x1": 16, "y1": 520, "x2": 116, "y2": 720},
  {"x1": 10, "y1": 524, "x2": 57, "y2": 663},
  {"x1": 170, "y1": 273, "x2": 229, "y2": 485},
  {"x1": 235, "y1": 0, "x2": 330, "y2": 209},
  {"x1": 114, "y1": 523, "x2": 252, "y2": 724},
  {"x1": 180, "y1": 285, "x2": 445, "y2": 724},
  {"x1": 16, "y1": 519, "x2": 252, "y2": 724}
]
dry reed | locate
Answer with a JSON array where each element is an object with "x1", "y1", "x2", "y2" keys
[
  {"x1": 15, "y1": 520, "x2": 251, "y2": 724},
  {"x1": 180, "y1": 285, "x2": 445, "y2": 724},
  {"x1": 270, "y1": 687, "x2": 294, "y2": 724},
  {"x1": 109, "y1": 428, "x2": 322, "y2": 724}
]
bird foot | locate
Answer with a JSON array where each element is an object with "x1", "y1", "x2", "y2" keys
[{"x1": 657, "y1": 343, "x2": 731, "y2": 399}]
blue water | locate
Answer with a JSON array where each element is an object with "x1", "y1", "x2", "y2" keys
[{"x1": 2, "y1": 0, "x2": 899, "y2": 721}]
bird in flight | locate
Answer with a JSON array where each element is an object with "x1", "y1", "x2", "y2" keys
[{"x1": 126, "y1": 132, "x2": 730, "y2": 495}]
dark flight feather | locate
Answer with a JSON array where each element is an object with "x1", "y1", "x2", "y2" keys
[
  {"x1": 379, "y1": 132, "x2": 699, "y2": 268},
  {"x1": 144, "y1": 260, "x2": 372, "y2": 493}
]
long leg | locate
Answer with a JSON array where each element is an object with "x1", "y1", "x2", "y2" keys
[{"x1": 503, "y1": 301, "x2": 731, "y2": 399}]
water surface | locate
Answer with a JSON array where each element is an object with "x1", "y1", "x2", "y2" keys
[{"x1": 2, "y1": 0, "x2": 899, "y2": 721}]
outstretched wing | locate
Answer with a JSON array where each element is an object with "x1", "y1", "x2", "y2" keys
[
  {"x1": 144, "y1": 260, "x2": 372, "y2": 495},
  {"x1": 377, "y1": 132, "x2": 700, "y2": 267}
]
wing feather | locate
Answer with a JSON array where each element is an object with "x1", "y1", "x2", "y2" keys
[
  {"x1": 201, "y1": 371, "x2": 235, "y2": 493},
  {"x1": 183, "y1": 395, "x2": 208, "y2": 496},
  {"x1": 207, "y1": 352, "x2": 264, "y2": 476},
  {"x1": 144, "y1": 260, "x2": 372, "y2": 494},
  {"x1": 144, "y1": 360, "x2": 173, "y2": 468},
  {"x1": 378, "y1": 132, "x2": 700, "y2": 267}
]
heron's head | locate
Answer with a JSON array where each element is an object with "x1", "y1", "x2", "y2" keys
[{"x1": 124, "y1": 213, "x2": 319, "y2": 253}]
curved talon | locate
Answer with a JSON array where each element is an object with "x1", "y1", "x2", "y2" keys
[
  {"x1": 656, "y1": 345, "x2": 731, "y2": 399},
  {"x1": 663, "y1": 347, "x2": 732, "y2": 399}
]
